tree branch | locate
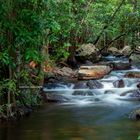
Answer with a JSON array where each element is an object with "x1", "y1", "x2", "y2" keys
[
  {"x1": 94, "y1": 0, "x2": 125, "y2": 45},
  {"x1": 99, "y1": 33, "x2": 126, "y2": 52}
]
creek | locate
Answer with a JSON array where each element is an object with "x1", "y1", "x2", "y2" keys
[{"x1": 1, "y1": 56, "x2": 140, "y2": 140}]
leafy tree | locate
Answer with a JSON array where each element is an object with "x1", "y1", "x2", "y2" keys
[{"x1": 0, "y1": 0, "x2": 139, "y2": 119}]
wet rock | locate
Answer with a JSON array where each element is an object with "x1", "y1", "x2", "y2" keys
[
  {"x1": 84, "y1": 60, "x2": 93, "y2": 66},
  {"x1": 129, "y1": 109, "x2": 140, "y2": 120},
  {"x1": 137, "y1": 83, "x2": 140, "y2": 89},
  {"x1": 78, "y1": 65, "x2": 112, "y2": 80},
  {"x1": 103, "y1": 75, "x2": 120, "y2": 81},
  {"x1": 43, "y1": 93, "x2": 69, "y2": 103},
  {"x1": 47, "y1": 78, "x2": 57, "y2": 83},
  {"x1": 130, "y1": 52, "x2": 140, "y2": 63},
  {"x1": 120, "y1": 90, "x2": 140, "y2": 99},
  {"x1": 104, "y1": 90, "x2": 115, "y2": 94},
  {"x1": 74, "y1": 81, "x2": 88, "y2": 89},
  {"x1": 125, "y1": 72, "x2": 140, "y2": 78},
  {"x1": 44, "y1": 67, "x2": 78, "y2": 83},
  {"x1": 53, "y1": 67, "x2": 77, "y2": 77},
  {"x1": 44, "y1": 72, "x2": 56, "y2": 83},
  {"x1": 130, "y1": 46, "x2": 140, "y2": 63},
  {"x1": 94, "y1": 98, "x2": 100, "y2": 101},
  {"x1": 97, "y1": 61, "x2": 114, "y2": 70},
  {"x1": 113, "y1": 79, "x2": 125, "y2": 88},
  {"x1": 99, "y1": 60, "x2": 131, "y2": 70},
  {"x1": 120, "y1": 46, "x2": 131, "y2": 56},
  {"x1": 112, "y1": 62, "x2": 131, "y2": 70},
  {"x1": 135, "y1": 46, "x2": 140, "y2": 52},
  {"x1": 72, "y1": 91, "x2": 94, "y2": 96},
  {"x1": 108, "y1": 47, "x2": 121, "y2": 55},
  {"x1": 87, "y1": 80, "x2": 103, "y2": 89},
  {"x1": 43, "y1": 83, "x2": 71, "y2": 89},
  {"x1": 102, "y1": 54, "x2": 128, "y2": 62},
  {"x1": 75, "y1": 43, "x2": 101, "y2": 63},
  {"x1": 99, "y1": 55, "x2": 131, "y2": 70}
]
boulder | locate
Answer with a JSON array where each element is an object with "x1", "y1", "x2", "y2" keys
[
  {"x1": 75, "y1": 43, "x2": 101, "y2": 63},
  {"x1": 72, "y1": 91, "x2": 94, "y2": 96},
  {"x1": 135, "y1": 46, "x2": 140, "y2": 52},
  {"x1": 43, "y1": 83, "x2": 72, "y2": 89},
  {"x1": 120, "y1": 46, "x2": 131, "y2": 56},
  {"x1": 44, "y1": 67, "x2": 78, "y2": 82},
  {"x1": 53, "y1": 67, "x2": 77, "y2": 77},
  {"x1": 78, "y1": 65, "x2": 112, "y2": 80},
  {"x1": 130, "y1": 46, "x2": 140, "y2": 63},
  {"x1": 129, "y1": 109, "x2": 140, "y2": 120},
  {"x1": 130, "y1": 52, "x2": 140, "y2": 63},
  {"x1": 104, "y1": 90, "x2": 115, "y2": 94},
  {"x1": 112, "y1": 62, "x2": 131, "y2": 70},
  {"x1": 125, "y1": 72, "x2": 140, "y2": 78},
  {"x1": 120, "y1": 90, "x2": 140, "y2": 100},
  {"x1": 44, "y1": 72, "x2": 56, "y2": 83},
  {"x1": 45, "y1": 93, "x2": 69, "y2": 102},
  {"x1": 94, "y1": 98, "x2": 100, "y2": 101},
  {"x1": 74, "y1": 81, "x2": 88, "y2": 89},
  {"x1": 99, "y1": 58, "x2": 131, "y2": 70},
  {"x1": 113, "y1": 79, "x2": 125, "y2": 88},
  {"x1": 87, "y1": 80, "x2": 103, "y2": 89},
  {"x1": 83, "y1": 60, "x2": 93, "y2": 66},
  {"x1": 137, "y1": 83, "x2": 140, "y2": 89},
  {"x1": 108, "y1": 47, "x2": 121, "y2": 55}
]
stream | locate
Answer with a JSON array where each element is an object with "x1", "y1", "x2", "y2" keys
[{"x1": 1, "y1": 56, "x2": 140, "y2": 140}]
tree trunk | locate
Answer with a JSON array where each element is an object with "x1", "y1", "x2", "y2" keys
[{"x1": 94, "y1": 0, "x2": 125, "y2": 45}]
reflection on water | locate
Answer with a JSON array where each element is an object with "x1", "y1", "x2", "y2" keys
[{"x1": 0, "y1": 103, "x2": 140, "y2": 140}]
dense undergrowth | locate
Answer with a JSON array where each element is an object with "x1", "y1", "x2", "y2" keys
[{"x1": 0, "y1": 0, "x2": 140, "y2": 120}]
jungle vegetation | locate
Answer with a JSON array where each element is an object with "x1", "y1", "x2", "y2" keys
[{"x1": 0, "y1": 0, "x2": 140, "y2": 119}]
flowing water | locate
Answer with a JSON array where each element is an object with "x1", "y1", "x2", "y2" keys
[{"x1": 1, "y1": 57, "x2": 140, "y2": 140}]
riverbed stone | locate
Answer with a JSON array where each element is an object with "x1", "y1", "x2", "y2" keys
[
  {"x1": 120, "y1": 46, "x2": 131, "y2": 56},
  {"x1": 74, "y1": 81, "x2": 88, "y2": 89},
  {"x1": 125, "y1": 72, "x2": 140, "y2": 78},
  {"x1": 129, "y1": 109, "x2": 140, "y2": 120},
  {"x1": 112, "y1": 62, "x2": 131, "y2": 70},
  {"x1": 137, "y1": 83, "x2": 140, "y2": 89},
  {"x1": 75, "y1": 43, "x2": 101, "y2": 63},
  {"x1": 130, "y1": 52, "x2": 140, "y2": 63},
  {"x1": 53, "y1": 67, "x2": 77, "y2": 77},
  {"x1": 104, "y1": 90, "x2": 115, "y2": 94},
  {"x1": 78, "y1": 65, "x2": 112, "y2": 80},
  {"x1": 113, "y1": 79, "x2": 125, "y2": 88},
  {"x1": 98, "y1": 61, "x2": 131, "y2": 70},
  {"x1": 83, "y1": 60, "x2": 94, "y2": 66},
  {"x1": 43, "y1": 83, "x2": 71, "y2": 89},
  {"x1": 72, "y1": 91, "x2": 94, "y2": 96},
  {"x1": 43, "y1": 93, "x2": 69, "y2": 102},
  {"x1": 87, "y1": 80, "x2": 103, "y2": 89},
  {"x1": 120, "y1": 90, "x2": 140, "y2": 99},
  {"x1": 108, "y1": 47, "x2": 121, "y2": 55}
]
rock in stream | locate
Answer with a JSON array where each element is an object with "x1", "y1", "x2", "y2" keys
[{"x1": 78, "y1": 65, "x2": 112, "y2": 80}]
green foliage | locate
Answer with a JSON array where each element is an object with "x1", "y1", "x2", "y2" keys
[
  {"x1": 0, "y1": 0, "x2": 46, "y2": 117},
  {"x1": 44, "y1": 0, "x2": 139, "y2": 55},
  {"x1": 138, "y1": 135, "x2": 140, "y2": 140},
  {"x1": 0, "y1": 0, "x2": 140, "y2": 118}
]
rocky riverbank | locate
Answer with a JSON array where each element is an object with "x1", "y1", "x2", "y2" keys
[{"x1": 42, "y1": 44, "x2": 140, "y2": 120}]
